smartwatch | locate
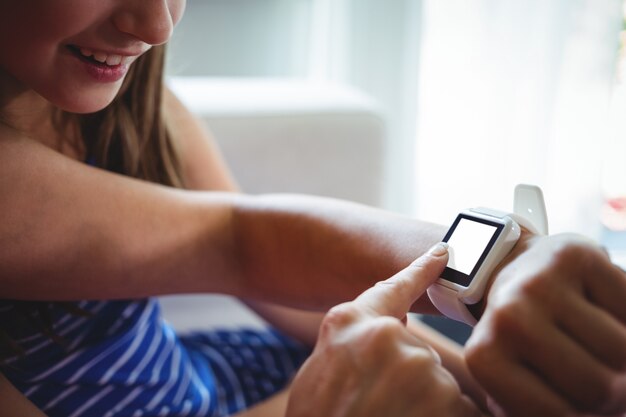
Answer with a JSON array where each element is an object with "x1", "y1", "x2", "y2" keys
[{"x1": 426, "y1": 184, "x2": 548, "y2": 326}]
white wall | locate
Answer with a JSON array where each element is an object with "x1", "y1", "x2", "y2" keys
[
  {"x1": 415, "y1": 0, "x2": 622, "y2": 237},
  {"x1": 166, "y1": 0, "x2": 312, "y2": 77},
  {"x1": 309, "y1": 0, "x2": 424, "y2": 214},
  {"x1": 166, "y1": 0, "x2": 424, "y2": 215}
]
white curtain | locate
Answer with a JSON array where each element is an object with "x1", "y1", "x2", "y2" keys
[{"x1": 415, "y1": 0, "x2": 622, "y2": 237}]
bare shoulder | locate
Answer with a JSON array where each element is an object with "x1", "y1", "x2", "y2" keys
[
  {"x1": 0, "y1": 122, "x2": 27, "y2": 146},
  {"x1": 0, "y1": 125, "x2": 49, "y2": 184},
  {"x1": 0, "y1": 373, "x2": 48, "y2": 417},
  {"x1": 0, "y1": 123, "x2": 13, "y2": 139},
  {"x1": 163, "y1": 86, "x2": 238, "y2": 191}
]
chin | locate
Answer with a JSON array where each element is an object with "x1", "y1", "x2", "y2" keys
[{"x1": 53, "y1": 88, "x2": 121, "y2": 114}]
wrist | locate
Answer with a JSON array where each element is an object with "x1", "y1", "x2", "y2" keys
[{"x1": 476, "y1": 229, "x2": 537, "y2": 321}]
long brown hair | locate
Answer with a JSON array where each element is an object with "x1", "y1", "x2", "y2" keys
[
  {"x1": 59, "y1": 44, "x2": 185, "y2": 187},
  {"x1": 2, "y1": 44, "x2": 185, "y2": 360}
]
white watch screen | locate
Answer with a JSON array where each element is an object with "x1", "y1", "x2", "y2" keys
[{"x1": 441, "y1": 214, "x2": 504, "y2": 287}]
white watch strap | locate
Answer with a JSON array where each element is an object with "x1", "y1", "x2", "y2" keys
[
  {"x1": 427, "y1": 284, "x2": 478, "y2": 326},
  {"x1": 514, "y1": 184, "x2": 548, "y2": 235}
]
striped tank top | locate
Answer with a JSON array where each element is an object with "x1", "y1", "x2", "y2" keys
[{"x1": 0, "y1": 298, "x2": 310, "y2": 416}]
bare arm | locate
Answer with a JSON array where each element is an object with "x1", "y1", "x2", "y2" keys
[
  {"x1": 0, "y1": 125, "x2": 444, "y2": 312},
  {"x1": 232, "y1": 194, "x2": 444, "y2": 312},
  {"x1": 0, "y1": 130, "x2": 242, "y2": 300}
]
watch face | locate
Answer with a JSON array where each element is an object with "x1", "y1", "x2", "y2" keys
[{"x1": 441, "y1": 213, "x2": 504, "y2": 287}]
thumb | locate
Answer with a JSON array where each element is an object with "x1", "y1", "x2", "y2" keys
[{"x1": 354, "y1": 242, "x2": 449, "y2": 319}]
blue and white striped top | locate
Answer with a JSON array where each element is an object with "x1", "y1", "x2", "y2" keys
[{"x1": 0, "y1": 298, "x2": 310, "y2": 416}]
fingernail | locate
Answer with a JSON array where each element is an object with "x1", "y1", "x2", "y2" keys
[{"x1": 427, "y1": 242, "x2": 449, "y2": 257}]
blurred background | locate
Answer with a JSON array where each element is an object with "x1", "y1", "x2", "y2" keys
[
  {"x1": 166, "y1": 0, "x2": 626, "y2": 238},
  {"x1": 162, "y1": 0, "x2": 626, "y2": 341}
]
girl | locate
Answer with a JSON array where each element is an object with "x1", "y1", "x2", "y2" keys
[
  {"x1": 0, "y1": 1, "x2": 477, "y2": 416},
  {"x1": 1, "y1": 1, "x2": 624, "y2": 417}
]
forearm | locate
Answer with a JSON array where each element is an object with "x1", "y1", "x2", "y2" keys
[
  {"x1": 1, "y1": 137, "x2": 448, "y2": 310},
  {"x1": 243, "y1": 301, "x2": 323, "y2": 347},
  {"x1": 232, "y1": 194, "x2": 445, "y2": 312}
]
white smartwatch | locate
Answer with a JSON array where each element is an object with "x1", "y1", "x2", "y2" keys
[{"x1": 426, "y1": 184, "x2": 548, "y2": 326}]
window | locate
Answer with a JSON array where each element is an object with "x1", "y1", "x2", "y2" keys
[{"x1": 414, "y1": 0, "x2": 623, "y2": 238}]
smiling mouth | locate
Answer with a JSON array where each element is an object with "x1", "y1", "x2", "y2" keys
[{"x1": 67, "y1": 45, "x2": 134, "y2": 67}]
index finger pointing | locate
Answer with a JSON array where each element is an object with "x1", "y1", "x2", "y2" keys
[{"x1": 354, "y1": 242, "x2": 449, "y2": 319}]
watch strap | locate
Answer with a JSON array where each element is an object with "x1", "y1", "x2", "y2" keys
[
  {"x1": 427, "y1": 284, "x2": 478, "y2": 326},
  {"x1": 514, "y1": 184, "x2": 548, "y2": 235}
]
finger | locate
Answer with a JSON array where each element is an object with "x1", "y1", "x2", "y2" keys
[
  {"x1": 471, "y1": 356, "x2": 573, "y2": 417},
  {"x1": 353, "y1": 242, "x2": 449, "y2": 319},
  {"x1": 467, "y1": 327, "x2": 573, "y2": 417},
  {"x1": 584, "y1": 261, "x2": 626, "y2": 325},
  {"x1": 558, "y1": 290, "x2": 626, "y2": 372},
  {"x1": 456, "y1": 394, "x2": 486, "y2": 417},
  {"x1": 506, "y1": 308, "x2": 626, "y2": 414},
  {"x1": 486, "y1": 395, "x2": 508, "y2": 417}
]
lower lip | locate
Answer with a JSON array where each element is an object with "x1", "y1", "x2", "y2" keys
[
  {"x1": 69, "y1": 49, "x2": 129, "y2": 83},
  {"x1": 83, "y1": 60, "x2": 129, "y2": 83}
]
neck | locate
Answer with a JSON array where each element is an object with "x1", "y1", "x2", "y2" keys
[
  {"x1": 0, "y1": 69, "x2": 83, "y2": 159},
  {"x1": 0, "y1": 67, "x2": 52, "y2": 129}
]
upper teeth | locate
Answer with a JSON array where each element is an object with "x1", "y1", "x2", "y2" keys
[{"x1": 79, "y1": 48, "x2": 128, "y2": 66}]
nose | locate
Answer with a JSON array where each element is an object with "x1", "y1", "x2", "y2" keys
[{"x1": 113, "y1": 0, "x2": 185, "y2": 45}]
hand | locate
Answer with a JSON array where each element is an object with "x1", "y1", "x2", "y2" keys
[
  {"x1": 286, "y1": 243, "x2": 485, "y2": 417},
  {"x1": 465, "y1": 233, "x2": 626, "y2": 417}
]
